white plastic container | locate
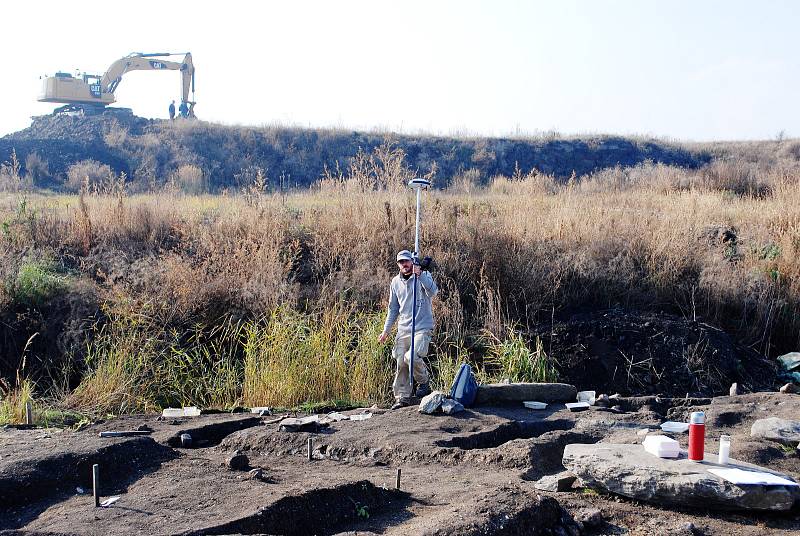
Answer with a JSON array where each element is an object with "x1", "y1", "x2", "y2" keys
[
  {"x1": 576, "y1": 391, "x2": 596, "y2": 405},
  {"x1": 161, "y1": 407, "x2": 201, "y2": 418},
  {"x1": 718, "y1": 435, "x2": 731, "y2": 465},
  {"x1": 660, "y1": 421, "x2": 690, "y2": 433},
  {"x1": 642, "y1": 435, "x2": 680, "y2": 458},
  {"x1": 565, "y1": 402, "x2": 591, "y2": 412},
  {"x1": 523, "y1": 401, "x2": 548, "y2": 410}
]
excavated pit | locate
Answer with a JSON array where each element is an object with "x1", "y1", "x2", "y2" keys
[
  {"x1": 0, "y1": 435, "x2": 176, "y2": 510},
  {"x1": 3, "y1": 395, "x2": 800, "y2": 536},
  {"x1": 162, "y1": 416, "x2": 263, "y2": 448},
  {"x1": 0, "y1": 413, "x2": 267, "y2": 531},
  {"x1": 434, "y1": 419, "x2": 573, "y2": 450},
  {"x1": 183, "y1": 481, "x2": 410, "y2": 536}
]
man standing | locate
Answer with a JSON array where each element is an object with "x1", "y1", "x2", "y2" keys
[
  {"x1": 168, "y1": 100, "x2": 176, "y2": 120},
  {"x1": 379, "y1": 250, "x2": 438, "y2": 409}
]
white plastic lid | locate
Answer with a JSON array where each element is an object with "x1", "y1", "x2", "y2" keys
[{"x1": 690, "y1": 411, "x2": 705, "y2": 424}]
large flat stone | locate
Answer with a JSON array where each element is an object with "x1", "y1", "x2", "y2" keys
[
  {"x1": 750, "y1": 417, "x2": 800, "y2": 446},
  {"x1": 474, "y1": 383, "x2": 577, "y2": 405},
  {"x1": 562, "y1": 443, "x2": 800, "y2": 511}
]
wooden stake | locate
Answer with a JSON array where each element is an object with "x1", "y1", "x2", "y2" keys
[
  {"x1": 25, "y1": 401, "x2": 33, "y2": 426},
  {"x1": 92, "y1": 464, "x2": 100, "y2": 507},
  {"x1": 395, "y1": 468, "x2": 401, "y2": 490},
  {"x1": 307, "y1": 438, "x2": 313, "y2": 461}
]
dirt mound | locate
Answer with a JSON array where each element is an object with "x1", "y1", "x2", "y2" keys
[
  {"x1": 1, "y1": 112, "x2": 709, "y2": 191},
  {"x1": 0, "y1": 112, "x2": 143, "y2": 187},
  {"x1": 536, "y1": 309, "x2": 775, "y2": 397},
  {"x1": 6, "y1": 112, "x2": 150, "y2": 143}
]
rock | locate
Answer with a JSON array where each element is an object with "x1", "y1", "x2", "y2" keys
[
  {"x1": 779, "y1": 383, "x2": 799, "y2": 394},
  {"x1": 729, "y1": 383, "x2": 742, "y2": 396},
  {"x1": 475, "y1": 383, "x2": 577, "y2": 405},
  {"x1": 248, "y1": 468, "x2": 265, "y2": 480},
  {"x1": 419, "y1": 391, "x2": 446, "y2": 414},
  {"x1": 595, "y1": 394, "x2": 610, "y2": 407},
  {"x1": 278, "y1": 415, "x2": 329, "y2": 432},
  {"x1": 440, "y1": 398, "x2": 464, "y2": 415},
  {"x1": 750, "y1": 417, "x2": 800, "y2": 446},
  {"x1": 534, "y1": 471, "x2": 577, "y2": 492},
  {"x1": 575, "y1": 507, "x2": 603, "y2": 528},
  {"x1": 179, "y1": 433, "x2": 192, "y2": 448},
  {"x1": 562, "y1": 443, "x2": 800, "y2": 511},
  {"x1": 226, "y1": 450, "x2": 249, "y2": 471}
]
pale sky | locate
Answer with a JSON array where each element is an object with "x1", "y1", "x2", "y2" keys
[{"x1": 1, "y1": 0, "x2": 797, "y2": 140}]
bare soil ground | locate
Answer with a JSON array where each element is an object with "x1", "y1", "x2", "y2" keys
[{"x1": 1, "y1": 393, "x2": 798, "y2": 535}]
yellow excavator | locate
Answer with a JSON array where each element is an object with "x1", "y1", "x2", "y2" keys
[{"x1": 38, "y1": 52, "x2": 196, "y2": 116}]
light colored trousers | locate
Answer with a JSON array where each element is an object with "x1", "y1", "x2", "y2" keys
[{"x1": 392, "y1": 330, "x2": 432, "y2": 400}]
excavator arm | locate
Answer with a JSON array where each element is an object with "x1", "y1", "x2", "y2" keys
[{"x1": 101, "y1": 52, "x2": 195, "y2": 105}]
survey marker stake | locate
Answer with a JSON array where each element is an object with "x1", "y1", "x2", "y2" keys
[{"x1": 92, "y1": 464, "x2": 100, "y2": 507}]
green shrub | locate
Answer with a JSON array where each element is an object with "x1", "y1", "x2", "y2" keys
[
  {"x1": 483, "y1": 330, "x2": 558, "y2": 384},
  {"x1": 10, "y1": 259, "x2": 67, "y2": 307}
]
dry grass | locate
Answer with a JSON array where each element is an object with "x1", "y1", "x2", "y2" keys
[
  {"x1": 0, "y1": 377, "x2": 35, "y2": 425},
  {"x1": 1, "y1": 145, "x2": 800, "y2": 415}
]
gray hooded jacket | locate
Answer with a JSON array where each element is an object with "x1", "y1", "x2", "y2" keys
[{"x1": 383, "y1": 271, "x2": 438, "y2": 335}]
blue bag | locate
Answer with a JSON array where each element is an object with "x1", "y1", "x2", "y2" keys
[{"x1": 450, "y1": 363, "x2": 478, "y2": 407}]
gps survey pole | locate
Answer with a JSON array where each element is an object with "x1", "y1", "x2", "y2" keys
[{"x1": 408, "y1": 178, "x2": 431, "y2": 396}]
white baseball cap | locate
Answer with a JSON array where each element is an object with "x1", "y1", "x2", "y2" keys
[{"x1": 396, "y1": 250, "x2": 413, "y2": 262}]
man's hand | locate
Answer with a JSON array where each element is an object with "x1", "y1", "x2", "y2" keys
[
  {"x1": 413, "y1": 264, "x2": 422, "y2": 276},
  {"x1": 378, "y1": 331, "x2": 389, "y2": 343}
]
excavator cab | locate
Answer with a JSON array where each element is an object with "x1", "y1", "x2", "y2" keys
[
  {"x1": 83, "y1": 74, "x2": 102, "y2": 98},
  {"x1": 39, "y1": 71, "x2": 114, "y2": 114}
]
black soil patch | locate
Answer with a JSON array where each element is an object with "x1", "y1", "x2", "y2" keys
[
  {"x1": 535, "y1": 309, "x2": 775, "y2": 397},
  {"x1": 183, "y1": 481, "x2": 410, "y2": 536}
]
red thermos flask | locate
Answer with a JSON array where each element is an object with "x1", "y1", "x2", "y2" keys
[{"x1": 688, "y1": 411, "x2": 705, "y2": 461}]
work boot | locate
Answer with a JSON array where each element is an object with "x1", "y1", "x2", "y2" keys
[
  {"x1": 391, "y1": 398, "x2": 412, "y2": 410},
  {"x1": 415, "y1": 382, "x2": 432, "y2": 398}
]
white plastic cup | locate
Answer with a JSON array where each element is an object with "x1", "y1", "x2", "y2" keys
[{"x1": 718, "y1": 434, "x2": 731, "y2": 465}]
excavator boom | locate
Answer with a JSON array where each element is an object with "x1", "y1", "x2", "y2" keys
[{"x1": 38, "y1": 52, "x2": 195, "y2": 116}]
